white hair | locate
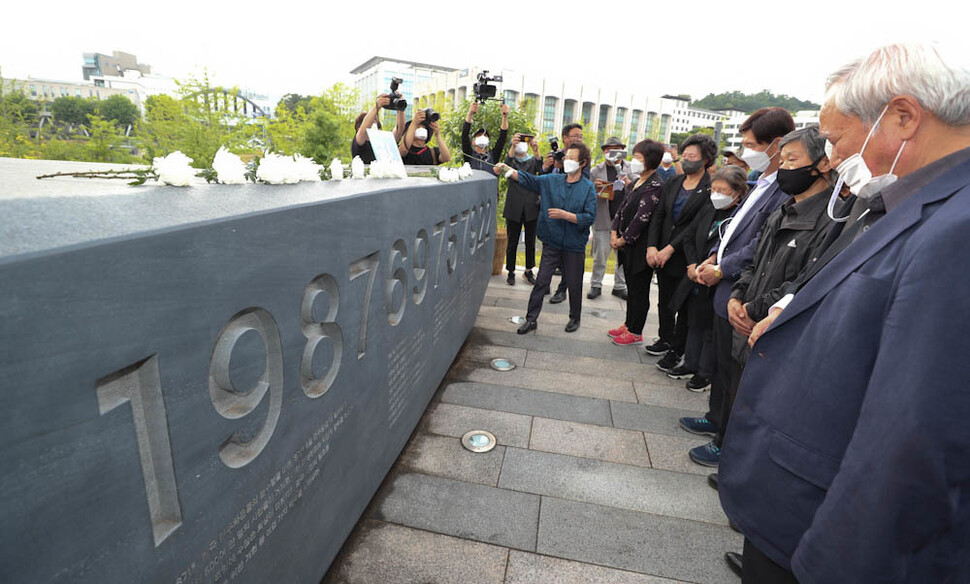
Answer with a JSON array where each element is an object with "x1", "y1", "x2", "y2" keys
[{"x1": 831, "y1": 41, "x2": 970, "y2": 126}]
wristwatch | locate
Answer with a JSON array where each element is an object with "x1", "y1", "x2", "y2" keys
[{"x1": 713, "y1": 265, "x2": 723, "y2": 279}]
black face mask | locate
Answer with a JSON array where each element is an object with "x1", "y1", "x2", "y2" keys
[
  {"x1": 682, "y1": 159, "x2": 705, "y2": 175},
  {"x1": 777, "y1": 155, "x2": 824, "y2": 196}
]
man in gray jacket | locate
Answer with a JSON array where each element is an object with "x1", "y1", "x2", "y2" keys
[{"x1": 589, "y1": 137, "x2": 630, "y2": 300}]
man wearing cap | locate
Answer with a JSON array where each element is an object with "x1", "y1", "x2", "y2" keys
[
  {"x1": 588, "y1": 137, "x2": 631, "y2": 299},
  {"x1": 722, "y1": 147, "x2": 750, "y2": 174}
]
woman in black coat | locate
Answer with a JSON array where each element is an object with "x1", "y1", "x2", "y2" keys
[
  {"x1": 608, "y1": 140, "x2": 666, "y2": 346},
  {"x1": 670, "y1": 165, "x2": 750, "y2": 390}
]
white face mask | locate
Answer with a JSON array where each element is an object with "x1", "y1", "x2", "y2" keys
[
  {"x1": 515, "y1": 142, "x2": 528, "y2": 155},
  {"x1": 662, "y1": 153, "x2": 673, "y2": 165},
  {"x1": 710, "y1": 191, "x2": 735, "y2": 210},
  {"x1": 824, "y1": 140, "x2": 834, "y2": 160},
  {"x1": 740, "y1": 140, "x2": 775, "y2": 172},
  {"x1": 563, "y1": 159, "x2": 581, "y2": 174},
  {"x1": 629, "y1": 159, "x2": 645, "y2": 174},
  {"x1": 414, "y1": 127, "x2": 429, "y2": 141},
  {"x1": 827, "y1": 104, "x2": 906, "y2": 220},
  {"x1": 474, "y1": 136, "x2": 489, "y2": 148}
]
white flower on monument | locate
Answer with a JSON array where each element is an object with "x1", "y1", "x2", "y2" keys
[
  {"x1": 351, "y1": 156, "x2": 366, "y2": 179},
  {"x1": 153, "y1": 151, "x2": 195, "y2": 187},
  {"x1": 212, "y1": 147, "x2": 248, "y2": 184},
  {"x1": 369, "y1": 160, "x2": 388, "y2": 179},
  {"x1": 293, "y1": 154, "x2": 322, "y2": 182},
  {"x1": 257, "y1": 153, "x2": 300, "y2": 184},
  {"x1": 329, "y1": 158, "x2": 345, "y2": 181},
  {"x1": 458, "y1": 163, "x2": 473, "y2": 179}
]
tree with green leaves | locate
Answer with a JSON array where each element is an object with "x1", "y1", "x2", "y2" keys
[
  {"x1": 51, "y1": 96, "x2": 97, "y2": 125},
  {"x1": 265, "y1": 101, "x2": 309, "y2": 155},
  {"x1": 85, "y1": 114, "x2": 129, "y2": 162},
  {"x1": 97, "y1": 94, "x2": 140, "y2": 128},
  {"x1": 301, "y1": 83, "x2": 359, "y2": 164},
  {"x1": 439, "y1": 98, "x2": 537, "y2": 165}
]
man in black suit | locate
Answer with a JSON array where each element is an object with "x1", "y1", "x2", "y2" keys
[{"x1": 645, "y1": 133, "x2": 717, "y2": 372}]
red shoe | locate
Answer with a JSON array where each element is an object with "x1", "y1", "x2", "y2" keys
[
  {"x1": 612, "y1": 331, "x2": 643, "y2": 346},
  {"x1": 607, "y1": 323, "x2": 628, "y2": 338}
]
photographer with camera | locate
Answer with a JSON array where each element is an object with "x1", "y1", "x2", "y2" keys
[
  {"x1": 352, "y1": 81, "x2": 407, "y2": 164},
  {"x1": 399, "y1": 107, "x2": 451, "y2": 165},
  {"x1": 502, "y1": 133, "x2": 542, "y2": 286},
  {"x1": 461, "y1": 101, "x2": 510, "y2": 171}
]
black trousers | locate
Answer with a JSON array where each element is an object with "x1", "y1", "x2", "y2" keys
[
  {"x1": 742, "y1": 538, "x2": 800, "y2": 584},
  {"x1": 624, "y1": 267, "x2": 653, "y2": 335},
  {"x1": 656, "y1": 270, "x2": 689, "y2": 353},
  {"x1": 708, "y1": 315, "x2": 733, "y2": 444},
  {"x1": 505, "y1": 219, "x2": 537, "y2": 272},
  {"x1": 527, "y1": 245, "x2": 585, "y2": 322}
]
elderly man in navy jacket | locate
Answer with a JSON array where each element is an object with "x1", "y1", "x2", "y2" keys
[{"x1": 720, "y1": 41, "x2": 970, "y2": 583}]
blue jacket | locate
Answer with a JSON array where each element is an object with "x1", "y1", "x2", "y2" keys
[
  {"x1": 709, "y1": 179, "x2": 787, "y2": 318},
  {"x1": 517, "y1": 171, "x2": 597, "y2": 253},
  {"x1": 719, "y1": 150, "x2": 970, "y2": 584}
]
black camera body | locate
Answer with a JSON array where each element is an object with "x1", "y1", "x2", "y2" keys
[
  {"x1": 387, "y1": 77, "x2": 407, "y2": 111},
  {"x1": 473, "y1": 70, "x2": 504, "y2": 103},
  {"x1": 423, "y1": 108, "x2": 440, "y2": 124},
  {"x1": 549, "y1": 136, "x2": 566, "y2": 162}
]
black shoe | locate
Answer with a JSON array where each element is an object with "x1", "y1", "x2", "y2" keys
[
  {"x1": 565, "y1": 318, "x2": 580, "y2": 333},
  {"x1": 725, "y1": 552, "x2": 742, "y2": 578},
  {"x1": 549, "y1": 289, "x2": 567, "y2": 304},
  {"x1": 707, "y1": 473, "x2": 718, "y2": 491},
  {"x1": 554, "y1": 266, "x2": 563, "y2": 276},
  {"x1": 686, "y1": 375, "x2": 712, "y2": 392},
  {"x1": 517, "y1": 320, "x2": 537, "y2": 334},
  {"x1": 611, "y1": 288, "x2": 628, "y2": 301},
  {"x1": 644, "y1": 339, "x2": 671, "y2": 356},
  {"x1": 506, "y1": 271, "x2": 515, "y2": 286},
  {"x1": 665, "y1": 364, "x2": 694, "y2": 379},
  {"x1": 524, "y1": 270, "x2": 536, "y2": 285},
  {"x1": 656, "y1": 350, "x2": 683, "y2": 373},
  {"x1": 587, "y1": 286, "x2": 601, "y2": 299}
]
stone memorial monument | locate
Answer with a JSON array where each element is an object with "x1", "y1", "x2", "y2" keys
[{"x1": 0, "y1": 159, "x2": 495, "y2": 583}]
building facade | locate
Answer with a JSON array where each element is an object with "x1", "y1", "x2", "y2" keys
[
  {"x1": 82, "y1": 51, "x2": 152, "y2": 81},
  {"x1": 350, "y1": 57, "x2": 457, "y2": 119}
]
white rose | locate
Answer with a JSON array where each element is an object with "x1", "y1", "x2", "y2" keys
[
  {"x1": 351, "y1": 156, "x2": 366, "y2": 179},
  {"x1": 458, "y1": 163, "x2": 473, "y2": 179},
  {"x1": 329, "y1": 158, "x2": 345, "y2": 181},
  {"x1": 212, "y1": 147, "x2": 248, "y2": 184},
  {"x1": 257, "y1": 153, "x2": 300, "y2": 184},
  {"x1": 153, "y1": 151, "x2": 195, "y2": 187},
  {"x1": 293, "y1": 154, "x2": 322, "y2": 182}
]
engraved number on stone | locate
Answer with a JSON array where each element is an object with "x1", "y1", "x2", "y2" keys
[
  {"x1": 447, "y1": 214, "x2": 459, "y2": 273},
  {"x1": 386, "y1": 239, "x2": 408, "y2": 326},
  {"x1": 96, "y1": 354, "x2": 183, "y2": 547},
  {"x1": 349, "y1": 251, "x2": 380, "y2": 358},
  {"x1": 300, "y1": 274, "x2": 343, "y2": 398},
  {"x1": 468, "y1": 205, "x2": 479, "y2": 256},
  {"x1": 208, "y1": 308, "x2": 284, "y2": 469},
  {"x1": 413, "y1": 229, "x2": 430, "y2": 305},
  {"x1": 478, "y1": 201, "x2": 491, "y2": 249},
  {"x1": 458, "y1": 210, "x2": 471, "y2": 263}
]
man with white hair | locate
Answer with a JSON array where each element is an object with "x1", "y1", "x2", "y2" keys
[{"x1": 718, "y1": 41, "x2": 970, "y2": 583}]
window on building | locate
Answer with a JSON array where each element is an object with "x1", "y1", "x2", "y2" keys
[
  {"x1": 614, "y1": 107, "x2": 626, "y2": 137},
  {"x1": 562, "y1": 100, "x2": 575, "y2": 125},
  {"x1": 75, "y1": 89, "x2": 81, "y2": 96},
  {"x1": 30, "y1": 85, "x2": 36, "y2": 97},
  {"x1": 598, "y1": 105, "x2": 610, "y2": 134},
  {"x1": 660, "y1": 114, "x2": 671, "y2": 139},
  {"x1": 582, "y1": 103, "x2": 594, "y2": 127},
  {"x1": 542, "y1": 96, "x2": 557, "y2": 134},
  {"x1": 504, "y1": 90, "x2": 518, "y2": 105},
  {"x1": 629, "y1": 110, "x2": 641, "y2": 146}
]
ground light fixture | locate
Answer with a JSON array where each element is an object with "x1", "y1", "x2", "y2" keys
[{"x1": 461, "y1": 430, "x2": 497, "y2": 453}]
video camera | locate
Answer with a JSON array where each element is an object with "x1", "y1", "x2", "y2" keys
[
  {"x1": 387, "y1": 77, "x2": 407, "y2": 111},
  {"x1": 549, "y1": 136, "x2": 565, "y2": 162},
  {"x1": 473, "y1": 70, "x2": 504, "y2": 103}
]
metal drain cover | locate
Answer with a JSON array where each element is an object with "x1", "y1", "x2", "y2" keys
[
  {"x1": 490, "y1": 358, "x2": 516, "y2": 371},
  {"x1": 462, "y1": 430, "x2": 497, "y2": 453}
]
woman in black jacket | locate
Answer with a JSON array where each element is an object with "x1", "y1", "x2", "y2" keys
[
  {"x1": 668, "y1": 165, "x2": 749, "y2": 390},
  {"x1": 608, "y1": 140, "x2": 666, "y2": 346},
  {"x1": 644, "y1": 134, "x2": 717, "y2": 371}
]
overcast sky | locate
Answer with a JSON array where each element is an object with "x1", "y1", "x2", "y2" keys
[{"x1": 2, "y1": 0, "x2": 965, "y2": 106}]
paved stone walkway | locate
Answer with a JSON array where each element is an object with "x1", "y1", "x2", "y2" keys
[{"x1": 324, "y1": 272, "x2": 742, "y2": 583}]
